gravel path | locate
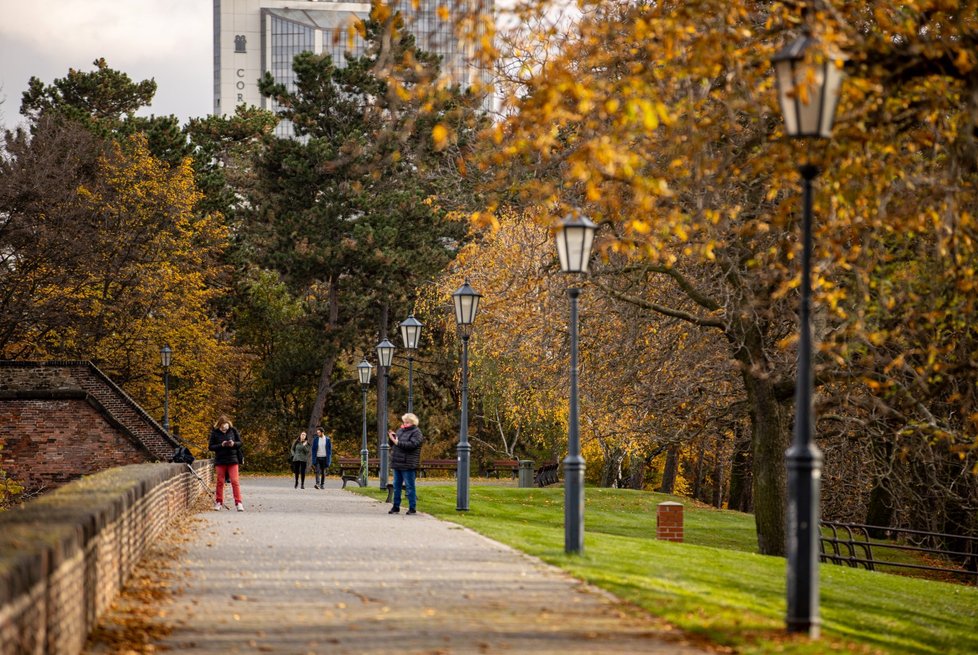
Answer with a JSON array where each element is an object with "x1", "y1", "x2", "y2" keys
[{"x1": 156, "y1": 476, "x2": 705, "y2": 654}]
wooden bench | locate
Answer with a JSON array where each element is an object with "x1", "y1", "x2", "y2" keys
[
  {"x1": 534, "y1": 461, "x2": 560, "y2": 487},
  {"x1": 483, "y1": 459, "x2": 519, "y2": 479},
  {"x1": 419, "y1": 458, "x2": 457, "y2": 478},
  {"x1": 336, "y1": 457, "x2": 380, "y2": 477},
  {"x1": 336, "y1": 457, "x2": 380, "y2": 488}
]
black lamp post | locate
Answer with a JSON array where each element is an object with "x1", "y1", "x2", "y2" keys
[
  {"x1": 452, "y1": 280, "x2": 482, "y2": 512},
  {"x1": 772, "y1": 32, "x2": 843, "y2": 639},
  {"x1": 160, "y1": 344, "x2": 173, "y2": 432},
  {"x1": 554, "y1": 212, "x2": 596, "y2": 554},
  {"x1": 399, "y1": 315, "x2": 423, "y2": 413},
  {"x1": 357, "y1": 358, "x2": 373, "y2": 487},
  {"x1": 376, "y1": 339, "x2": 395, "y2": 489}
]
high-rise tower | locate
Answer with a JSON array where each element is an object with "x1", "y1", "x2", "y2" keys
[{"x1": 214, "y1": 0, "x2": 492, "y2": 127}]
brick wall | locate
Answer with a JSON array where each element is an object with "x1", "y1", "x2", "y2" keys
[
  {"x1": 0, "y1": 361, "x2": 180, "y2": 493},
  {"x1": 0, "y1": 399, "x2": 150, "y2": 491},
  {"x1": 0, "y1": 461, "x2": 213, "y2": 655}
]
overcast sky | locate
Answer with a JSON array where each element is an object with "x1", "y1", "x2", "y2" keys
[{"x1": 0, "y1": 0, "x2": 212, "y2": 132}]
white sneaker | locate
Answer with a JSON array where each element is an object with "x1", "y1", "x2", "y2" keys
[
  {"x1": 236, "y1": 502, "x2": 244, "y2": 512},
  {"x1": 214, "y1": 502, "x2": 222, "y2": 511}
]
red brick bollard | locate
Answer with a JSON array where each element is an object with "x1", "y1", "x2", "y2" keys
[{"x1": 656, "y1": 501, "x2": 684, "y2": 542}]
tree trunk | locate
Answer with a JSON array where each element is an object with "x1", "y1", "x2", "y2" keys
[
  {"x1": 599, "y1": 447, "x2": 624, "y2": 487},
  {"x1": 628, "y1": 444, "x2": 667, "y2": 490},
  {"x1": 659, "y1": 444, "x2": 679, "y2": 494},
  {"x1": 711, "y1": 434, "x2": 725, "y2": 508},
  {"x1": 627, "y1": 455, "x2": 646, "y2": 490},
  {"x1": 864, "y1": 436, "x2": 894, "y2": 538},
  {"x1": 307, "y1": 278, "x2": 340, "y2": 432},
  {"x1": 743, "y1": 370, "x2": 790, "y2": 556},
  {"x1": 727, "y1": 423, "x2": 753, "y2": 512},
  {"x1": 692, "y1": 441, "x2": 706, "y2": 502}
]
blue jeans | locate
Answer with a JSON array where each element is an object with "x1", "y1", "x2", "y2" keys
[{"x1": 392, "y1": 468, "x2": 417, "y2": 510}]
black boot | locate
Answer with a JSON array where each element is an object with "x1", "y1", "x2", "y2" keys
[{"x1": 388, "y1": 507, "x2": 400, "y2": 514}]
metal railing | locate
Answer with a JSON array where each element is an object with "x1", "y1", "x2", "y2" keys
[{"x1": 820, "y1": 521, "x2": 978, "y2": 579}]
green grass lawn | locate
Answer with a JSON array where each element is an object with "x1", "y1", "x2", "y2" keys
[{"x1": 352, "y1": 483, "x2": 978, "y2": 654}]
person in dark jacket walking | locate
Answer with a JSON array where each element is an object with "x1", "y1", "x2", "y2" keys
[
  {"x1": 387, "y1": 412, "x2": 423, "y2": 514},
  {"x1": 290, "y1": 431, "x2": 311, "y2": 489},
  {"x1": 209, "y1": 415, "x2": 244, "y2": 511},
  {"x1": 311, "y1": 427, "x2": 332, "y2": 489}
]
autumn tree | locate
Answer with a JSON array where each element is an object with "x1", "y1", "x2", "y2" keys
[
  {"x1": 1, "y1": 61, "x2": 234, "y2": 449},
  {"x1": 219, "y1": 3, "x2": 486, "y2": 456},
  {"x1": 471, "y1": 0, "x2": 978, "y2": 555}
]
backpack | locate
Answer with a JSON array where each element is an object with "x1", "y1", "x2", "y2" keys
[{"x1": 170, "y1": 446, "x2": 195, "y2": 464}]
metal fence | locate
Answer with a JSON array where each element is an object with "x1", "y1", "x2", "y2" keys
[{"x1": 820, "y1": 521, "x2": 978, "y2": 579}]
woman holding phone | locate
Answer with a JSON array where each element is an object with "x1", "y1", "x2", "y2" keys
[
  {"x1": 208, "y1": 414, "x2": 244, "y2": 511},
  {"x1": 388, "y1": 413, "x2": 424, "y2": 515}
]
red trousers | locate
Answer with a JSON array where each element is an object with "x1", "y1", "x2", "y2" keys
[{"x1": 215, "y1": 463, "x2": 241, "y2": 505}]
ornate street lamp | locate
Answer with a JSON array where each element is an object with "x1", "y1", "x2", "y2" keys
[
  {"x1": 452, "y1": 280, "x2": 482, "y2": 512},
  {"x1": 357, "y1": 358, "x2": 373, "y2": 488},
  {"x1": 160, "y1": 344, "x2": 173, "y2": 432},
  {"x1": 772, "y1": 32, "x2": 843, "y2": 639},
  {"x1": 555, "y1": 211, "x2": 596, "y2": 554},
  {"x1": 376, "y1": 339, "x2": 395, "y2": 489},
  {"x1": 399, "y1": 314, "x2": 423, "y2": 413}
]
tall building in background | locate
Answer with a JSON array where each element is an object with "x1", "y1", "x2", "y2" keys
[{"x1": 214, "y1": 0, "x2": 492, "y2": 130}]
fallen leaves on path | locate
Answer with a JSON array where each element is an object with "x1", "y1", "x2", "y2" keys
[{"x1": 82, "y1": 500, "x2": 206, "y2": 654}]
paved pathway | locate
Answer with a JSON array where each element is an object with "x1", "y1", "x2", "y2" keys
[{"x1": 156, "y1": 476, "x2": 704, "y2": 654}]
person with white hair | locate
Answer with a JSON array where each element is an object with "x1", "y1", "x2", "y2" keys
[{"x1": 387, "y1": 412, "x2": 424, "y2": 514}]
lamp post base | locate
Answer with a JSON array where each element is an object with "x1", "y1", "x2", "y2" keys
[
  {"x1": 457, "y1": 442, "x2": 471, "y2": 511},
  {"x1": 786, "y1": 443, "x2": 822, "y2": 638},
  {"x1": 359, "y1": 448, "x2": 369, "y2": 488},
  {"x1": 379, "y1": 444, "x2": 390, "y2": 490},
  {"x1": 563, "y1": 455, "x2": 585, "y2": 553}
]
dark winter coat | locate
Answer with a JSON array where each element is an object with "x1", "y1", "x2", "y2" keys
[
  {"x1": 209, "y1": 426, "x2": 242, "y2": 466},
  {"x1": 390, "y1": 424, "x2": 424, "y2": 471}
]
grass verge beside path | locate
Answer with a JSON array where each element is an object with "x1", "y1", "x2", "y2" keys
[{"x1": 352, "y1": 484, "x2": 978, "y2": 655}]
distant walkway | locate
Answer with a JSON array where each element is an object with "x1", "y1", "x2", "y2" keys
[{"x1": 153, "y1": 476, "x2": 704, "y2": 654}]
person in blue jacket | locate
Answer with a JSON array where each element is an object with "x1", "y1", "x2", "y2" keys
[{"x1": 311, "y1": 427, "x2": 332, "y2": 489}]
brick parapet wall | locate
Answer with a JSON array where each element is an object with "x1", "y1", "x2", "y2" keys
[
  {"x1": 0, "y1": 399, "x2": 150, "y2": 491},
  {"x1": 0, "y1": 461, "x2": 213, "y2": 655},
  {"x1": 0, "y1": 361, "x2": 178, "y2": 461}
]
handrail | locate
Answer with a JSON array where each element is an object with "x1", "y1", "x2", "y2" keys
[{"x1": 820, "y1": 520, "x2": 977, "y2": 579}]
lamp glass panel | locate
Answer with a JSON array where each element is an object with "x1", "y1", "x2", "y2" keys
[
  {"x1": 579, "y1": 226, "x2": 595, "y2": 273},
  {"x1": 818, "y1": 60, "x2": 843, "y2": 137},
  {"x1": 774, "y1": 58, "x2": 800, "y2": 136},
  {"x1": 376, "y1": 341, "x2": 395, "y2": 367},
  {"x1": 399, "y1": 317, "x2": 422, "y2": 350},
  {"x1": 160, "y1": 345, "x2": 172, "y2": 368},
  {"x1": 561, "y1": 226, "x2": 589, "y2": 273},
  {"x1": 452, "y1": 282, "x2": 481, "y2": 326},
  {"x1": 454, "y1": 294, "x2": 472, "y2": 325},
  {"x1": 796, "y1": 63, "x2": 825, "y2": 136},
  {"x1": 556, "y1": 228, "x2": 571, "y2": 272},
  {"x1": 357, "y1": 361, "x2": 372, "y2": 385}
]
